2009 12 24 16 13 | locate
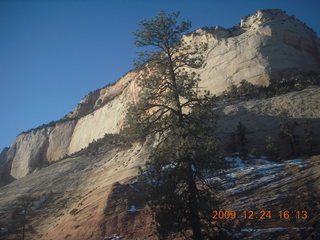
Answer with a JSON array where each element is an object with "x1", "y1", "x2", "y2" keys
[{"x1": 212, "y1": 210, "x2": 308, "y2": 220}]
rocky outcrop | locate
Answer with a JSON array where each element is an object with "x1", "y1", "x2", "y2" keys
[
  {"x1": 46, "y1": 120, "x2": 77, "y2": 162},
  {"x1": 0, "y1": 141, "x2": 319, "y2": 239},
  {"x1": 9, "y1": 128, "x2": 52, "y2": 179},
  {"x1": 0, "y1": 148, "x2": 10, "y2": 185},
  {"x1": 216, "y1": 87, "x2": 320, "y2": 156},
  {"x1": 1, "y1": 9, "x2": 320, "y2": 181},
  {"x1": 67, "y1": 71, "x2": 141, "y2": 154},
  {"x1": 195, "y1": 9, "x2": 320, "y2": 94},
  {"x1": 0, "y1": 140, "x2": 151, "y2": 240},
  {"x1": 5, "y1": 120, "x2": 76, "y2": 179}
]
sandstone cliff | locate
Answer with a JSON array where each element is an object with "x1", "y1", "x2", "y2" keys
[
  {"x1": 1, "y1": 9, "x2": 320, "y2": 181},
  {"x1": 0, "y1": 92, "x2": 319, "y2": 238}
]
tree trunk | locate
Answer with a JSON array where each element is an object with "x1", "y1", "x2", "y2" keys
[
  {"x1": 187, "y1": 165, "x2": 203, "y2": 240},
  {"x1": 166, "y1": 48, "x2": 184, "y2": 122},
  {"x1": 166, "y1": 40, "x2": 202, "y2": 239},
  {"x1": 22, "y1": 211, "x2": 26, "y2": 240}
]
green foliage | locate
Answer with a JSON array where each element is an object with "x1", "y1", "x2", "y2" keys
[
  {"x1": 222, "y1": 72, "x2": 320, "y2": 101},
  {"x1": 303, "y1": 119, "x2": 316, "y2": 156},
  {"x1": 227, "y1": 132, "x2": 237, "y2": 153},
  {"x1": 71, "y1": 133, "x2": 130, "y2": 158},
  {"x1": 124, "y1": 10, "x2": 208, "y2": 141},
  {"x1": 223, "y1": 80, "x2": 261, "y2": 100},
  {"x1": 21, "y1": 118, "x2": 76, "y2": 135},
  {"x1": 265, "y1": 136, "x2": 279, "y2": 160},
  {"x1": 278, "y1": 113, "x2": 300, "y2": 156},
  {"x1": 145, "y1": 117, "x2": 223, "y2": 238},
  {"x1": 236, "y1": 122, "x2": 248, "y2": 157},
  {"x1": 250, "y1": 148, "x2": 258, "y2": 156},
  {"x1": 223, "y1": 83, "x2": 238, "y2": 99},
  {"x1": 124, "y1": 11, "x2": 225, "y2": 239},
  {"x1": 9, "y1": 195, "x2": 38, "y2": 240},
  {"x1": 275, "y1": 71, "x2": 320, "y2": 92}
]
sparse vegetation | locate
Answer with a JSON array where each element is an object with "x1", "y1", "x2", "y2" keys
[
  {"x1": 71, "y1": 133, "x2": 131, "y2": 158},
  {"x1": 223, "y1": 80, "x2": 261, "y2": 100},
  {"x1": 236, "y1": 122, "x2": 248, "y2": 157},
  {"x1": 303, "y1": 119, "x2": 316, "y2": 156},
  {"x1": 21, "y1": 118, "x2": 77, "y2": 135},
  {"x1": 250, "y1": 147, "x2": 258, "y2": 156},
  {"x1": 278, "y1": 113, "x2": 300, "y2": 157},
  {"x1": 265, "y1": 136, "x2": 279, "y2": 160},
  {"x1": 51, "y1": 133, "x2": 131, "y2": 163},
  {"x1": 222, "y1": 72, "x2": 320, "y2": 101},
  {"x1": 8, "y1": 195, "x2": 38, "y2": 240},
  {"x1": 227, "y1": 132, "x2": 237, "y2": 153},
  {"x1": 69, "y1": 208, "x2": 79, "y2": 215}
]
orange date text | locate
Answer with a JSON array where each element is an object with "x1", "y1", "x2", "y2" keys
[{"x1": 212, "y1": 210, "x2": 308, "y2": 220}]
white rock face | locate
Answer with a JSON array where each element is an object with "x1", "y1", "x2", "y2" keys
[
  {"x1": 10, "y1": 128, "x2": 52, "y2": 179},
  {"x1": 68, "y1": 71, "x2": 141, "y2": 154},
  {"x1": 46, "y1": 120, "x2": 76, "y2": 162},
  {"x1": 68, "y1": 96, "x2": 125, "y2": 154},
  {"x1": 192, "y1": 9, "x2": 320, "y2": 94},
  {"x1": 3, "y1": 9, "x2": 320, "y2": 180}
]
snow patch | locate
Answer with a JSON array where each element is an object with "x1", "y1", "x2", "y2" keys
[
  {"x1": 234, "y1": 227, "x2": 313, "y2": 238},
  {"x1": 104, "y1": 234, "x2": 121, "y2": 240},
  {"x1": 224, "y1": 156, "x2": 247, "y2": 168},
  {"x1": 1, "y1": 227, "x2": 8, "y2": 234},
  {"x1": 31, "y1": 195, "x2": 48, "y2": 211},
  {"x1": 129, "y1": 205, "x2": 138, "y2": 212},
  {"x1": 191, "y1": 164, "x2": 196, "y2": 172},
  {"x1": 284, "y1": 158, "x2": 307, "y2": 167},
  {"x1": 161, "y1": 163, "x2": 175, "y2": 171},
  {"x1": 251, "y1": 227, "x2": 313, "y2": 237},
  {"x1": 267, "y1": 193, "x2": 288, "y2": 202}
]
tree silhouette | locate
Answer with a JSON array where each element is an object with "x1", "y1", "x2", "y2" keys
[{"x1": 124, "y1": 11, "x2": 224, "y2": 239}]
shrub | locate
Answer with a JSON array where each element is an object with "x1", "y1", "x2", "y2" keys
[
  {"x1": 303, "y1": 119, "x2": 316, "y2": 156},
  {"x1": 222, "y1": 72, "x2": 320, "y2": 101},
  {"x1": 71, "y1": 133, "x2": 131, "y2": 158},
  {"x1": 278, "y1": 113, "x2": 300, "y2": 156},
  {"x1": 265, "y1": 136, "x2": 279, "y2": 160},
  {"x1": 236, "y1": 122, "x2": 248, "y2": 157}
]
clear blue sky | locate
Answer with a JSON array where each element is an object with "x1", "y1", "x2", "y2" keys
[{"x1": 0, "y1": 0, "x2": 319, "y2": 150}]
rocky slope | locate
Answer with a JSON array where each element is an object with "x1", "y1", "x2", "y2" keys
[
  {"x1": 0, "y1": 8, "x2": 319, "y2": 239},
  {"x1": 0, "y1": 82, "x2": 320, "y2": 239},
  {"x1": 216, "y1": 86, "x2": 320, "y2": 156},
  {"x1": 1, "y1": 9, "x2": 320, "y2": 182}
]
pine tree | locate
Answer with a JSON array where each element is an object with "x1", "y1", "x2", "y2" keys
[
  {"x1": 10, "y1": 195, "x2": 37, "y2": 240},
  {"x1": 265, "y1": 135, "x2": 279, "y2": 160},
  {"x1": 278, "y1": 113, "x2": 299, "y2": 156},
  {"x1": 124, "y1": 11, "x2": 224, "y2": 239},
  {"x1": 227, "y1": 132, "x2": 237, "y2": 153},
  {"x1": 236, "y1": 122, "x2": 248, "y2": 157},
  {"x1": 303, "y1": 119, "x2": 315, "y2": 155}
]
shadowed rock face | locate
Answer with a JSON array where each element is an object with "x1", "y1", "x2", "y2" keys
[
  {"x1": 218, "y1": 155, "x2": 320, "y2": 239},
  {"x1": 0, "y1": 143, "x2": 319, "y2": 239},
  {"x1": 6, "y1": 120, "x2": 77, "y2": 179},
  {"x1": 0, "y1": 140, "x2": 152, "y2": 240},
  {"x1": 1, "y1": 8, "x2": 320, "y2": 240},
  {"x1": 2, "y1": 9, "x2": 320, "y2": 181},
  {"x1": 10, "y1": 128, "x2": 51, "y2": 179},
  {"x1": 1, "y1": 91, "x2": 320, "y2": 238},
  {"x1": 216, "y1": 87, "x2": 320, "y2": 157}
]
